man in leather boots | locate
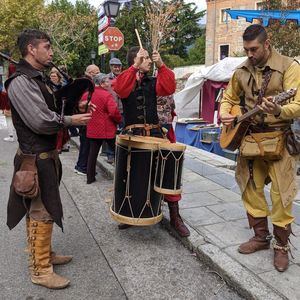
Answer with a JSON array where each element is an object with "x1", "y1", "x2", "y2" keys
[
  {"x1": 6, "y1": 29, "x2": 92, "y2": 289},
  {"x1": 220, "y1": 24, "x2": 300, "y2": 272},
  {"x1": 114, "y1": 47, "x2": 190, "y2": 237}
]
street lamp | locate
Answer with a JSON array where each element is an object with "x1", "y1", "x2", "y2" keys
[
  {"x1": 103, "y1": 0, "x2": 121, "y2": 59},
  {"x1": 90, "y1": 49, "x2": 96, "y2": 64},
  {"x1": 103, "y1": 0, "x2": 120, "y2": 18}
]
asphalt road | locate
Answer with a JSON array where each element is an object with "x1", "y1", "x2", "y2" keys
[{"x1": 0, "y1": 125, "x2": 243, "y2": 300}]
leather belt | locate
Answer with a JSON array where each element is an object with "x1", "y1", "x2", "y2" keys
[
  {"x1": 17, "y1": 148, "x2": 58, "y2": 160},
  {"x1": 124, "y1": 124, "x2": 161, "y2": 136},
  {"x1": 249, "y1": 125, "x2": 290, "y2": 133}
]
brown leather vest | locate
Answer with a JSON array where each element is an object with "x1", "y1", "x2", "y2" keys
[{"x1": 5, "y1": 59, "x2": 58, "y2": 153}]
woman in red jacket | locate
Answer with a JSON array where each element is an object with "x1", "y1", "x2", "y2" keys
[{"x1": 84, "y1": 73, "x2": 122, "y2": 184}]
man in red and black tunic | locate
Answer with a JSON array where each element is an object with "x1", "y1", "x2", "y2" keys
[{"x1": 114, "y1": 47, "x2": 190, "y2": 237}]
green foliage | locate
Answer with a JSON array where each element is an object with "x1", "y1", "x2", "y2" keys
[
  {"x1": 40, "y1": 0, "x2": 98, "y2": 76},
  {"x1": 163, "y1": 54, "x2": 187, "y2": 69},
  {"x1": 165, "y1": 0, "x2": 205, "y2": 59},
  {"x1": 115, "y1": 0, "x2": 205, "y2": 68},
  {"x1": 187, "y1": 35, "x2": 206, "y2": 65},
  {"x1": 0, "y1": 0, "x2": 43, "y2": 55},
  {"x1": 0, "y1": 0, "x2": 205, "y2": 75},
  {"x1": 261, "y1": 0, "x2": 300, "y2": 57}
]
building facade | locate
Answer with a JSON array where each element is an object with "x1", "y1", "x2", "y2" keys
[{"x1": 205, "y1": 0, "x2": 264, "y2": 66}]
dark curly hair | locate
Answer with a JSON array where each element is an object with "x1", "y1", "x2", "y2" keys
[{"x1": 17, "y1": 29, "x2": 51, "y2": 57}]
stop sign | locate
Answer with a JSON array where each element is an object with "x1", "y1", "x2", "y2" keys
[{"x1": 103, "y1": 27, "x2": 124, "y2": 51}]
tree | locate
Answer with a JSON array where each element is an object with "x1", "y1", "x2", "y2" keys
[
  {"x1": 0, "y1": 0, "x2": 43, "y2": 55},
  {"x1": 261, "y1": 0, "x2": 300, "y2": 57},
  {"x1": 40, "y1": 0, "x2": 98, "y2": 76},
  {"x1": 114, "y1": 0, "x2": 205, "y2": 67},
  {"x1": 187, "y1": 35, "x2": 206, "y2": 65},
  {"x1": 164, "y1": 0, "x2": 205, "y2": 59}
]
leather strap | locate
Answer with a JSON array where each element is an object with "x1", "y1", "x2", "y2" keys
[
  {"x1": 124, "y1": 124, "x2": 161, "y2": 136},
  {"x1": 17, "y1": 148, "x2": 58, "y2": 160},
  {"x1": 257, "y1": 69, "x2": 272, "y2": 106}
]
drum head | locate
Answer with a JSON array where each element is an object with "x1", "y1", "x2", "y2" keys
[
  {"x1": 117, "y1": 134, "x2": 169, "y2": 150},
  {"x1": 158, "y1": 142, "x2": 186, "y2": 152}
]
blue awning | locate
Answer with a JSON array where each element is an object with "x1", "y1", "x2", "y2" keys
[{"x1": 225, "y1": 10, "x2": 300, "y2": 27}]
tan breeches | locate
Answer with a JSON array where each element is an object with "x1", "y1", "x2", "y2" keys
[
  {"x1": 242, "y1": 159, "x2": 294, "y2": 228},
  {"x1": 28, "y1": 195, "x2": 53, "y2": 222}
]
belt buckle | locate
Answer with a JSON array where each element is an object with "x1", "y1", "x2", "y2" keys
[{"x1": 39, "y1": 152, "x2": 48, "y2": 160}]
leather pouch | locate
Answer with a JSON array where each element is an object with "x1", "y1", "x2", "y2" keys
[
  {"x1": 286, "y1": 130, "x2": 300, "y2": 155},
  {"x1": 13, "y1": 153, "x2": 39, "y2": 198},
  {"x1": 240, "y1": 131, "x2": 284, "y2": 161}
]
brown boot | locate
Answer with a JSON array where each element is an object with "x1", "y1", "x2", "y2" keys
[
  {"x1": 51, "y1": 252, "x2": 73, "y2": 265},
  {"x1": 26, "y1": 218, "x2": 72, "y2": 265},
  {"x1": 168, "y1": 202, "x2": 190, "y2": 237},
  {"x1": 273, "y1": 224, "x2": 291, "y2": 272},
  {"x1": 238, "y1": 213, "x2": 271, "y2": 254},
  {"x1": 29, "y1": 220, "x2": 70, "y2": 289}
]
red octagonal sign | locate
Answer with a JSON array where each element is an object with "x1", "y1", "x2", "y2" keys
[{"x1": 103, "y1": 27, "x2": 124, "y2": 51}]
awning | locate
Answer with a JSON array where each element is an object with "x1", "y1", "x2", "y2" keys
[{"x1": 225, "y1": 10, "x2": 300, "y2": 26}]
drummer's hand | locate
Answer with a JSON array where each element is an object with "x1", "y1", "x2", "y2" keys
[
  {"x1": 220, "y1": 113, "x2": 235, "y2": 126},
  {"x1": 71, "y1": 113, "x2": 92, "y2": 126},
  {"x1": 257, "y1": 96, "x2": 281, "y2": 116},
  {"x1": 152, "y1": 50, "x2": 163, "y2": 68},
  {"x1": 133, "y1": 48, "x2": 147, "y2": 69}
]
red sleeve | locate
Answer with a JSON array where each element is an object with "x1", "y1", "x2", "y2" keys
[
  {"x1": 114, "y1": 66, "x2": 138, "y2": 98},
  {"x1": 156, "y1": 65, "x2": 176, "y2": 96},
  {"x1": 106, "y1": 94, "x2": 122, "y2": 124}
]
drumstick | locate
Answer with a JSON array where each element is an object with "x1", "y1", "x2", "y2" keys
[{"x1": 135, "y1": 29, "x2": 143, "y2": 49}]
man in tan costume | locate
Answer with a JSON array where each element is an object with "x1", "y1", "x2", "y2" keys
[{"x1": 220, "y1": 24, "x2": 300, "y2": 272}]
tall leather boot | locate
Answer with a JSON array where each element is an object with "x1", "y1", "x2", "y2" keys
[
  {"x1": 29, "y1": 219, "x2": 70, "y2": 289},
  {"x1": 26, "y1": 217, "x2": 72, "y2": 265},
  {"x1": 273, "y1": 224, "x2": 291, "y2": 272},
  {"x1": 168, "y1": 202, "x2": 190, "y2": 237},
  {"x1": 238, "y1": 213, "x2": 271, "y2": 254}
]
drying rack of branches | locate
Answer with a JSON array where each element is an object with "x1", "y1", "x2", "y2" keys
[{"x1": 145, "y1": 0, "x2": 182, "y2": 52}]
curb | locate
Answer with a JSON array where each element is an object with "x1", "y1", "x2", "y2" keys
[
  {"x1": 161, "y1": 205, "x2": 286, "y2": 300},
  {"x1": 70, "y1": 137, "x2": 286, "y2": 300}
]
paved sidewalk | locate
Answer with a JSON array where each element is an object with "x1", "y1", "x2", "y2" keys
[{"x1": 72, "y1": 137, "x2": 300, "y2": 300}]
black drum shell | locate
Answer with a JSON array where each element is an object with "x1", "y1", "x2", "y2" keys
[
  {"x1": 112, "y1": 138, "x2": 163, "y2": 223},
  {"x1": 154, "y1": 142, "x2": 186, "y2": 195}
]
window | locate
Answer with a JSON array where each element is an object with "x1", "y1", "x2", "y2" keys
[
  {"x1": 256, "y1": 2, "x2": 264, "y2": 10},
  {"x1": 220, "y1": 8, "x2": 231, "y2": 23},
  {"x1": 220, "y1": 45, "x2": 229, "y2": 60}
]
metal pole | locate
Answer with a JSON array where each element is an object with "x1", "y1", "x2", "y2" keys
[
  {"x1": 101, "y1": 54, "x2": 105, "y2": 72},
  {"x1": 110, "y1": 18, "x2": 115, "y2": 59}
]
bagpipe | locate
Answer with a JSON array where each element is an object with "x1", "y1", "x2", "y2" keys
[{"x1": 0, "y1": 52, "x2": 94, "y2": 121}]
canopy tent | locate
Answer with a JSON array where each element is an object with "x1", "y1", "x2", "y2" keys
[
  {"x1": 226, "y1": 10, "x2": 300, "y2": 27},
  {"x1": 175, "y1": 57, "x2": 247, "y2": 120}
]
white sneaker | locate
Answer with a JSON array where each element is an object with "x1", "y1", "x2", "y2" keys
[
  {"x1": 3, "y1": 136, "x2": 14, "y2": 142},
  {"x1": 74, "y1": 168, "x2": 86, "y2": 176}
]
